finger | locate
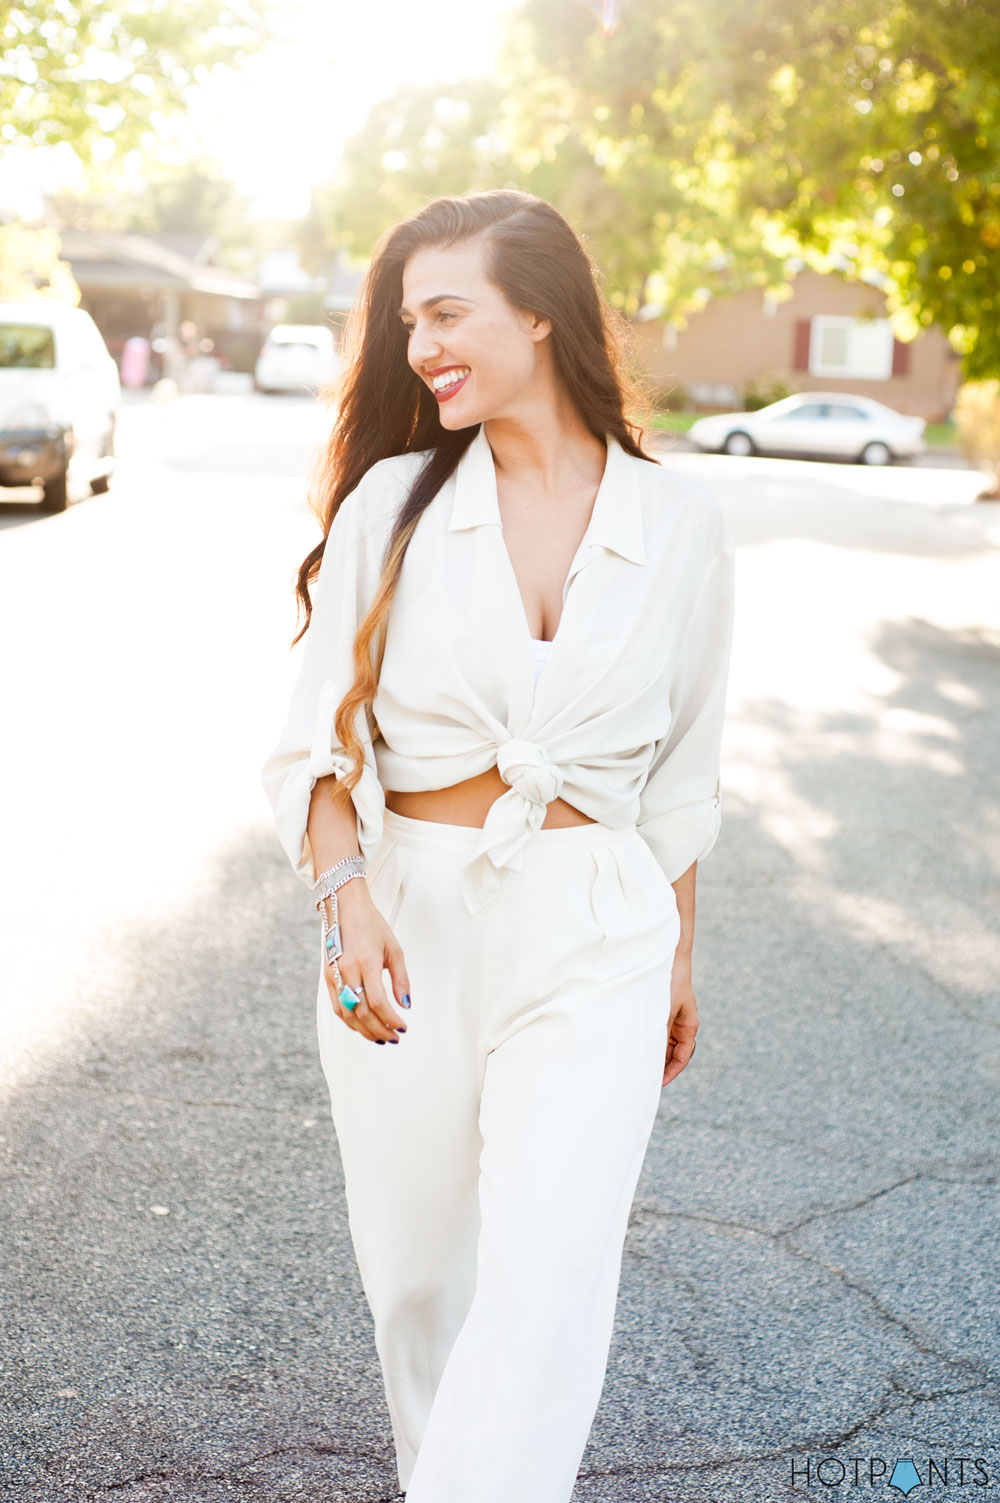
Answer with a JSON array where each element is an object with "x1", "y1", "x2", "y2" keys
[
  {"x1": 662, "y1": 1033, "x2": 697, "y2": 1085},
  {"x1": 384, "y1": 935, "x2": 412, "y2": 1012},
  {"x1": 326, "y1": 966, "x2": 380, "y2": 1041},
  {"x1": 334, "y1": 951, "x2": 395, "y2": 1043},
  {"x1": 359, "y1": 949, "x2": 409, "y2": 1040}
]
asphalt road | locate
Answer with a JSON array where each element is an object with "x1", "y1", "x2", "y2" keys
[{"x1": 2, "y1": 393, "x2": 998, "y2": 1502}]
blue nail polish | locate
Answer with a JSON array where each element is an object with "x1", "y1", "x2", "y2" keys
[
  {"x1": 402, "y1": 993, "x2": 411, "y2": 1009},
  {"x1": 390, "y1": 1036, "x2": 400, "y2": 1044},
  {"x1": 375, "y1": 1040, "x2": 386, "y2": 1046}
]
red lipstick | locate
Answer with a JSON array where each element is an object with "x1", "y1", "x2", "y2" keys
[{"x1": 430, "y1": 369, "x2": 470, "y2": 403}]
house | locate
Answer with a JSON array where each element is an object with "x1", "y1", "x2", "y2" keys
[
  {"x1": 56, "y1": 229, "x2": 264, "y2": 374},
  {"x1": 631, "y1": 268, "x2": 960, "y2": 421}
]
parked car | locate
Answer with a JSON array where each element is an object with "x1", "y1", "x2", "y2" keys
[
  {"x1": 0, "y1": 301, "x2": 120, "y2": 513},
  {"x1": 687, "y1": 392, "x2": 926, "y2": 465},
  {"x1": 254, "y1": 323, "x2": 341, "y2": 395}
]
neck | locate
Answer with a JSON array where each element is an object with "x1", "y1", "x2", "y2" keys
[{"x1": 482, "y1": 397, "x2": 606, "y2": 497}]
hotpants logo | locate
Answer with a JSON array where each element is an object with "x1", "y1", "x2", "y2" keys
[{"x1": 788, "y1": 1454, "x2": 992, "y2": 1491}]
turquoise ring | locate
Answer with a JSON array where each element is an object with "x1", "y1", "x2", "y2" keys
[{"x1": 339, "y1": 984, "x2": 361, "y2": 1012}]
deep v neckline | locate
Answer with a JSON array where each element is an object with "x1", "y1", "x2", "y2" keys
[{"x1": 488, "y1": 437, "x2": 610, "y2": 660}]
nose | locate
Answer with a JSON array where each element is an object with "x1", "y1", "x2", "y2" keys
[{"x1": 407, "y1": 319, "x2": 442, "y2": 375}]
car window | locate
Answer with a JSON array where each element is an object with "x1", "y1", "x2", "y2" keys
[
  {"x1": 783, "y1": 403, "x2": 827, "y2": 420},
  {"x1": 825, "y1": 404, "x2": 869, "y2": 422},
  {"x1": 0, "y1": 324, "x2": 56, "y2": 369}
]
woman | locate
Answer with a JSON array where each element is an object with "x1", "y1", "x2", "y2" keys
[{"x1": 261, "y1": 189, "x2": 735, "y2": 1502}]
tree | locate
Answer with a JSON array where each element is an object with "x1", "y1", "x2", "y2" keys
[
  {"x1": 0, "y1": 221, "x2": 77, "y2": 300},
  {"x1": 315, "y1": 0, "x2": 1000, "y2": 374},
  {"x1": 503, "y1": 0, "x2": 1000, "y2": 371},
  {"x1": 0, "y1": 1, "x2": 274, "y2": 301},
  {"x1": 0, "y1": 0, "x2": 272, "y2": 161},
  {"x1": 307, "y1": 77, "x2": 513, "y2": 270},
  {"x1": 494, "y1": 0, "x2": 797, "y2": 315},
  {"x1": 721, "y1": 0, "x2": 1000, "y2": 375}
]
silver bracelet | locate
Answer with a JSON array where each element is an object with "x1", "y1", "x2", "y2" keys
[
  {"x1": 313, "y1": 854, "x2": 365, "y2": 892},
  {"x1": 316, "y1": 869, "x2": 367, "y2": 976}
]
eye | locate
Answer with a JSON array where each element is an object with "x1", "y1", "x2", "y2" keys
[{"x1": 400, "y1": 309, "x2": 459, "y2": 336}]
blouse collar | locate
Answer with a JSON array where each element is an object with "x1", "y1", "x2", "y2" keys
[{"x1": 447, "y1": 422, "x2": 646, "y2": 567}]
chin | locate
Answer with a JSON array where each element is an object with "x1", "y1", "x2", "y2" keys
[{"x1": 437, "y1": 400, "x2": 485, "y2": 430}]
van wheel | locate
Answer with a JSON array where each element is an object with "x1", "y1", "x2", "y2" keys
[{"x1": 41, "y1": 470, "x2": 69, "y2": 513}]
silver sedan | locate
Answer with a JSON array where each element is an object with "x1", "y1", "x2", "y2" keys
[{"x1": 688, "y1": 393, "x2": 926, "y2": 465}]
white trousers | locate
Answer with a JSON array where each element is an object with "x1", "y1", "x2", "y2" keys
[{"x1": 316, "y1": 808, "x2": 681, "y2": 1503}]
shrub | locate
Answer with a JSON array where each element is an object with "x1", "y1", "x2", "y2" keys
[
  {"x1": 952, "y1": 381, "x2": 1000, "y2": 499},
  {"x1": 743, "y1": 371, "x2": 800, "y2": 410}
]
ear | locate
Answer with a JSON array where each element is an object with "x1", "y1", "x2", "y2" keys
[{"x1": 527, "y1": 311, "x2": 552, "y2": 342}]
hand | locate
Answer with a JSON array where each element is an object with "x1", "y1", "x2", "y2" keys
[
  {"x1": 662, "y1": 951, "x2": 699, "y2": 1086},
  {"x1": 324, "y1": 878, "x2": 411, "y2": 1045}
]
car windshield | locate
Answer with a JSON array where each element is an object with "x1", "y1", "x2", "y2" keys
[{"x1": 0, "y1": 324, "x2": 56, "y2": 369}]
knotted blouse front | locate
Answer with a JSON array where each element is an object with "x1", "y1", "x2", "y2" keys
[{"x1": 260, "y1": 422, "x2": 736, "y2": 915}]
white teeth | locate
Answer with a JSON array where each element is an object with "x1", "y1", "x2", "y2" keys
[{"x1": 431, "y1": 367, "x2": 469, "y2": 391}]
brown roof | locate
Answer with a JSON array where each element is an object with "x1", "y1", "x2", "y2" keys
[{"x1": 57, "y1": 229, "x2": 260, "y2": 300}]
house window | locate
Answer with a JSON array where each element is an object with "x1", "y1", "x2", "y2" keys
[{"x1": 809, "y1": 315, "x2": 894, "y2": 380}]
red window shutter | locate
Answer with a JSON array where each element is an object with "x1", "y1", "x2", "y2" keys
[
  {"x1": 793, "y1": 319, "x2": 811, "y2": 371},
  {"x1": 892, "y1": 338, "x2": 911, "y2": 376}
]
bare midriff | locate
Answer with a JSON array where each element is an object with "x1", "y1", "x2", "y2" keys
[{"x1": 384, "y1": 764, "x2": 596, "y2": 828}]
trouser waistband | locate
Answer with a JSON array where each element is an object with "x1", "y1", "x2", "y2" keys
[{"x1": 381, "y1": 806, "x2": 639, "y2": 858}]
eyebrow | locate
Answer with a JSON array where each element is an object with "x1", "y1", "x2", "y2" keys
[{"x1": 398, "y1": 294, "x2": 474, "y2": 317}]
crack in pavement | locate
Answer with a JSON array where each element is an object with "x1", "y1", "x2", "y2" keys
[
  {"x1": 577, "y1": 1377, "x2": 994, "y2": 1486},
  {"x1": 628, "y1": 1193, "x2": 998, "y2": 1386},
  {"x1": 58, "y1": 1438, "x2": 400, "y2": 1498}
]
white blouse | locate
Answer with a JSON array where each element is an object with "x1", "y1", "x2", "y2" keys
[{"x1": 261, "y1": 423, "x2": 736, "y2": 915}]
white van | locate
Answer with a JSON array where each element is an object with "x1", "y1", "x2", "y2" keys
[
  {"x1": 254, "y1": 323, "x2": 341, "y2": 395},
  {"x1": 0, "y1": 301, "x2": 121, "y2": 513}
]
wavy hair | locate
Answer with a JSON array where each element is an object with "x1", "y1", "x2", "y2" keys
[{"x1": 293, "y1": 188, "x2": 658, "y2": 806}]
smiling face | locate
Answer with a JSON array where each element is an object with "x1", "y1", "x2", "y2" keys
[{"x1": 399, "y1": 236, "x2": 552, "y2": 430}]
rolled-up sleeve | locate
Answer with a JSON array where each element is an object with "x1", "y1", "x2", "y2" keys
[
  {"x1": 259, "y1": 478, "x2": 386, "y2": 887},
  {"x1": 636, "y1": 536, "x2": 736, "y2": 884}
]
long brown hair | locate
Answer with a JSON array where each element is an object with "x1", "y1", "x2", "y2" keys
[{"x1": 294, "y1": 188, "x2": 658, "y2": 806}]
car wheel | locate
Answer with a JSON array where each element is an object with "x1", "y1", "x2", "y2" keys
[
  {"x1": 41, "y1": 469, "x2": 69, "y2": 513},
  {"x1": 723, "y1": 430, "x2": 755, "y2": 457},
  {"x1": 90, "y1": 421, "x2": 116, "y2": 494},
  {"x1": 860, "y1": 441, "x2": 892, "y2": 466}
]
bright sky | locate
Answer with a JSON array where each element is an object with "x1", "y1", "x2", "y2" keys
[{"x1": 191, "y1": 0, "x2": 523, "y2": 218}]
